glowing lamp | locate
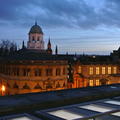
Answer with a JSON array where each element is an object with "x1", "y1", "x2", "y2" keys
[{"x1": 1, "y1": 85, "x2": 5, "y2": 92}]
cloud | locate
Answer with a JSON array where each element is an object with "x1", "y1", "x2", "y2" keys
[
  {"x1": 0, "y1": 0, "x2": 120, "y2": 29},
  {"x1": 0, "y1": 0, "x2": 98, "y2": 29}
]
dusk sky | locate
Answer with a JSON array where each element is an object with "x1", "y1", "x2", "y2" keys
[{"x1": 0, "y1": 0, "x2": 120, "y2": 54}]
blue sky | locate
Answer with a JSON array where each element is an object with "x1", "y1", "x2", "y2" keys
[{"x1": 0, "y1": 0, "x2": 120, "y2": 54}]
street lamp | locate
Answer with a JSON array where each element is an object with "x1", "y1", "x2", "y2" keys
[{"x1": 1, "y1": 85, "x2": 6, "y2": 96}]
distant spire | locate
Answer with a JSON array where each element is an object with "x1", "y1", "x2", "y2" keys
[
  {"x1": 48, "y1": 37, "x2": 51, "y2": 45},
  {"x1": 83, "y1": 52, "x2": 85, "y2": 56},
  {"x1": 35, "y1": 20, "x2": 37, "y2": 25},
  {"x1": 47, "y1": 37, "x2": 52, "y2": 54},
  {"x1": 22, "y1": 41, "x2": 25, "y2": 49},
  {"x1": 47, "y1": 37, "x2": 51, "y2": 49},
  {"x1": 55, "y1": 45, "x2": 58, "y2": 55}
]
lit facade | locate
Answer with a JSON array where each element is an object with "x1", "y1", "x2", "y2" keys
[
  {"x1": 72, "y1": 58, "x2": 120, "y2": 89},
  {"x1": 0, "y1": 59, "x2": 68, "y2": 95},
  {"x1": 0, "y1": 23, "x2": 120, "y2": 96}
]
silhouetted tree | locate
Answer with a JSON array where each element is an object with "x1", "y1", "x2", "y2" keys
[{"x1": 0, "y1": 40, "x2": 17, "y2": 56}]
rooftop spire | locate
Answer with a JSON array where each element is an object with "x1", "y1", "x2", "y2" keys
[
  {"x1": 55, "y1": 45, "x2": 58, "y2": 55},
  {"x1": 22, "y1": 41, "x2": 25, "y2": 49},
  {"x1": 48, "y1": 37, "x2": 51, "y2": 45},
  {"x1": 35, "y1": 20, "x2": 37, "y2": 25}
]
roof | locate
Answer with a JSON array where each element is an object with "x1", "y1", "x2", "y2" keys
[
  {"x1": 0, "y1": 84, "x2": 120, "y2": 117},
  {"x1": 77, "y1": 55, "x2": 118, "y2": 65},
  {"x1": 29, "y1": 22, "x2": 43, "y2": 34}
]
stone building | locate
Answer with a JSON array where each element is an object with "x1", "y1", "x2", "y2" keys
[
  {"x1": 0, "y1": 55, "x2": 68, "y2": 95},
  {"x1": 71, "y1": 55, "x2": 120, "y2": 88},
  {"x1": 0, "y1": 23, "x2": 68, "y2": 95},
  {"x1": 0, "y1": 23, "x2": 120, "y2": 96}
]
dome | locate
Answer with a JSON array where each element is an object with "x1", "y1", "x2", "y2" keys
[{"x1": 29, "y1": 22, "x2": 43, "y2": 34}]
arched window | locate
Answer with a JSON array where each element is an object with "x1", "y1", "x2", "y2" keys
[
  {"x1": 23, "y1": 83, "x2": 30, "y2": 89},
  {"x1": 46, "y1": 83, "x2": 52, "y2": 89},
  {"x1": 13, "y1": 83, "x2": 19, "y2": 89},
  {"x1": 32, "y1": 36, "x2": 35, "y2": 41},
  {"x1": 34, "y1": 83, "x2": 42, "y2": 89},
  {"x1": 56, "y1": 82, "x2": 61, "y2": 88},
  {"x1": 37, "y1": 37, "x2": 40, "y2": 41}
]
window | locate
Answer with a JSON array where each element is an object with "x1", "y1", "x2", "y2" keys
[
  {"x1": 63, "y1": 68, "x2": 66, "y2": 75},
  {"x1": 108, "y1": 67, "x2": 111, "y2": 74},
  {"x1": 34, "y1": 83, "x2": 42, "y2": 89},
  {"x1": 13, "y1": 68, "x2": 17, "y2": 76},
  {"x1": 23, "y1": 83, "x2": 30, "y2": 89},
  {"x1": 46, "y1": 83, "x2": 52, "y2": 89},
  {"x1": 56, "y1": 82, "x2": 61, "y2": 88},
  {"x1": 56, "y1": 68, "x2": 61, "y2": 76},
  {"x1": 13, "y1": 83, "x2": 19, "y2": 89},
  {"x1": 96, "y1": 67, "x2": 99, "y2": 75},
  {"x1": 46, "y1": 68, "x2": 53, "y2": 76},
  {"x1": 102, "y1": 67, "x2": 105, "y2": 74},
  {"x1": 89, "y1": 80, "x2": 94, "y2": 86},
  {"x1": 63, "y1": 82, "x2": 66, "y2": 87},
  {"x1": 37, "y1": 37, "x2": 40, "y2": 41},
  {"x1": 89, "y1": 67, "x2": 93, "y2": 75},
  {"x1": 16, "y1": 68, "x2": 19, "y2": 76},
  {"x1": 23, "y1": 69, "x2": 30, "y2": 76},
  {"x1": 113, "y1": 67, "x2": 117, "y2": 74},
  {"x1": 34, "y1": 69, "x2": 41, "y2": 76},
  {"x1": 96, "y1": 79, "x2": 100, "y2": 86},
  {"x1": 32, "y1": 36, "x2": 35, "y2": 41},
  {"x1": 78, "y1": 66, "x2": 81, "y2": 73}
]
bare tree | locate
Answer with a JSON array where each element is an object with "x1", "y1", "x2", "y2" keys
[{"x1": 0, "y1": 40, "x2": 17, "y2": 56}]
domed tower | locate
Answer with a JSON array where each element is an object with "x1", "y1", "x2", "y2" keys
[{"x1": 27, "y1": 22, "x2": 44, "y2": 50}]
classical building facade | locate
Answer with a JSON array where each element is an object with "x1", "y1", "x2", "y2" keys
[
  {"x1": 0, "y1": 23, "x2": 120, "y2": 96},
  {"x1": 0, "y1": 57, "x2": 68, "y2": 95},
  {"x1": 0, "y1": 23, "x2": 67, "y2": 95},
  {"x1": 72, "y1": 55, "x2": 120, "y2": 89}
]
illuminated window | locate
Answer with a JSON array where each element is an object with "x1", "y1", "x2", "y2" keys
[
  {"x1": 78, "y1": 66, "x2": 81, "y2": 73},
  {"x1": 108, "y1": 67, "x2": 111, "y2": 74},
  {"x1": 96, "y1": 67, "x2": 99, "y2": 75},
  {"x1": 89, "y1": 67, "x2": 93, "y2": 75},
  {"x1": 113, "y1": 67, "x2": 117, "y2": 74},
  {"x1": 56, "y1": 68, "x2": 61, "y2": 76},
  {"x1": 96, "y1": 79, "x2": 100, "y2": 86},
  {"x1": 89, "y1": 79, "x2": 94, "y2": 86},
  {"x1": 102, "y1": 67, "x2": 105, "y2": 74}
]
